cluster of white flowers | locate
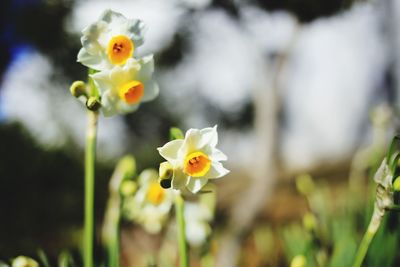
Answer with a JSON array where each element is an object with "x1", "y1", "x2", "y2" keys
[
  {"x1": 76, "y1": 9, "x2": 230, "y2": 245},
  {"x1": 123, "y1": 126, "x2": 229, "y2": 239},
  {"x1": 77, "y1": 9, "x2": 158, "y2": 116}
]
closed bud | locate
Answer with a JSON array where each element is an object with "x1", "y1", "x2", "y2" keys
[
  {"x1": 296, "y1": 174, "x2": 315, "y2": 196},
  {"x1": 120, "y1": 180, "x2": 137, "y2": 197},
  {"x1": 159, "y1": 161, "x2": 173, "y2": 188},
  {"x1": 290, "y1": 255, "x2": 306, "y2": 267},
  {"x1": 303, "y1": 213, "x2": 317, "y2": 231},
  {"x1": 169, "y1": 127, "x2": 184, "y2": 140},
  {"x1": 70, "y1": 80, "x2": 88, "y2": 98},
  {"x1": 117, "y1": 155, "x2": 136, "y2": 179},
  {"x1": 12, "y1": 256, "x2": 39, "y2": 267},
  {"x1": 394, "y1": 176, "x2": 400, "y2": 191},
  {"x1": 86, "y1": 96, "x2": 102, "y2": 111}
]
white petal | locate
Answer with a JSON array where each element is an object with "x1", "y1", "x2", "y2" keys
[
  {"x1": 91, "y1": 70, "x2": 113, "y2": 95},
  {"x1": 179, "y1": 128, "x2": 201, "y2": 156},
  {"x1": 186, "y1": 177, "x2": 208, "y2": 193},
  {"x1": 126, "y1": 19, "x2": 146, "y2": 47},
  {"x1": 110, "y1": 66, "x2": 131, "y2": 89},
  {"x1": 99, "y1": 10, "x2": 145, "y2": 49},
  {"x1": 81, "y1": 22, "x2": 106, "y2": 54},
  {"x1": 180, "y1": 126, "x2": 218, "y2": 155},
  {"x1": 210, "y1": 148, "x2": 227, "y2": 161},
  {"x1": 124, "y1": 58, "x2": 141, "y2": 74},
  {"x1": 158, "y1": 139, "x2": 183, "y2": 162},
  {"x1": 185, "y1": 221, "x2": 210, "y2": 246},
  {"x1": 100, "y1": 91, "x2": 119, "y2": 117},
  {"x1": 204, "y1": 162, "x2": 229, "y2": 179},
  {"x1": 138, "y1": 55, "x2": 154, "y2": 80},
  {"x1": 199, "y1": 125, "x2": 218, "y2": 148},
  {"x1": 144, "y1": 221, "x2": 162, "y2": 234},
  {"x1": 118, "y1": 101, "x2": 139, "y2": 114},
  {"x1": 99, "y1": 9, "x2": 125, "y2": 24},
  {"x1": 100, "y1": 91, "x2": 139, "y2": 117},
  {"x1": 77, "y1": 48, "x2": 109, "y2": 71},
  {"x1": 142, "y1": 80, "x2": 159, "y2": 102},
  {"x1": 172, "y1": 169, "x2": 189, "y2": 190}
]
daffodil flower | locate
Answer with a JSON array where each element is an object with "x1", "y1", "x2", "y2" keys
[
  {"x1": 77, "y1": 9, "x2": 145, "y2": 70},
  {"x1": 123, "y1": 169, "x2": 174, "y2": 234},
  {"x1": 184, "y1": 201, "x2": 212, "y2": 246},
  {"x1": 184, "y1": 188, "x2": 215, "y2": 246},
  {"x1": 91, "y1": 56, "x2": 158, "y2": 116},
  {"x1": 158, "y1": 126, "x2": 229, "y2": 193}
]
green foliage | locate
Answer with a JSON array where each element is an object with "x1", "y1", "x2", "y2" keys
[
  {"x1": 169, "y1": 127, "x2": 184, "y2": 141},
  {"x1": 366, "y1": 216, "x2": 397, "y2": 267},
  {"x1": 386, "y1": 136, "x2": 400, "y2": 179},
  {"x1": 281, "y1": 174, "x2": 400, "y2": 267}
]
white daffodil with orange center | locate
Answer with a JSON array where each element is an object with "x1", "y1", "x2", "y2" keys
[
  {"x1": 77, "y1": 9, "x2": 145, "y2": 70},
  {"x1": 158, "y1": 126, "x2": 229, "y2": 193},
  {"x1": 91, "y1": 56, "x2": 158, "y2": 116},
  {"x1": 123, "y1": 169, "x2": 174, "y2": 234}
]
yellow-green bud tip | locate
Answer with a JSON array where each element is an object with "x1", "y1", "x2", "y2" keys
[
  {"x1": 394, "y1": 176, "x2": 400, "y2": 191},
  {"x1": 12, "y1": 256, "x2": 39, "y2": 267},
  {"x1": 117, "y1": 155, "x2": 136, "y2": 179},
  {"x1": 290, "y1": 255, "x2": 307, "y2": 267},
  {"x1": 86, "y1": 96, "x2": 102, "y2": 111},
  {"x1": 169, "y1": 127, "x2": 184, "y2": 140},
  {"x1": 70, "y1": 80, "x2": 87, "y2": 98},
  {"x1": 303, "y1": 213, "x2": 317, "y2": 231},
  {"x1": 296, "y1": 174, "x2": 315, "y2": 196},
  {"x1": 120, "y1": 180, "x2": 137, "y2": 197}
]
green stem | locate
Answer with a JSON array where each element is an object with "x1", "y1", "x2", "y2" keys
[
  {"x1": 352, "y1": 206, "x2": 383, "y2": 267},
  {"x1": 175, "y1": 193, "x2": 189, "y2": 267},
  {"x1": 84, "y1": 110, "x2": 98, "y2": 267}
]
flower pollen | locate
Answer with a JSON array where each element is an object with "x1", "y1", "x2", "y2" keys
[
  {"x1": 146, "y1": 182, "x2": 166, "y2": 205},
  {"x1": 118, "y1": 80, "x2": 144, "y2": 104},
  {"x1": 184, "y1": 151, "x2": 211, "y2": 177},
  {"x1": 107, "y1": 35, "x2": 134, "y2": 65}
]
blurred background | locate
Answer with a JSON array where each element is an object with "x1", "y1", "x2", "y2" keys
[{"x1": 1, "y1": 0, "x2": 400, "y2": 266}]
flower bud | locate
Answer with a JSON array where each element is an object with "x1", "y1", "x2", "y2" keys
[
  {"x1": 290, "y1": 255, "x2": 306, "y2": 267},
  {"x1": 169, "y1": 127, "x2": 184, "y2": 140},
  {"x1": 394, "y1": 176, "x2": 400, "y2": 191},
  {"x1": 120, "y1": 180, "x2": 137, "y2": 197},
  {"x1": 296, "y1": 174, "x2": 315, "y2": 196},
  {"x1": 12, "y1": 256, "x2": 39, "y2": 267},
  {"x1": 159, "y1": 161, "x2": 173, "y2": 189},
  {"x1": 117, "y1": 155, "x2": 136, "y2": 179},
  {"x1": 70, "y1": 80, "x2": 88, "y2": 98},
  {"x1": 303, "y1": 213, "x2": 317, "y2": 232},
  {"x1": 86, "y1": 96, "x2": 102, "y2": 111}
]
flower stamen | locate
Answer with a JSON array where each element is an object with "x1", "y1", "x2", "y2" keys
[
  {"x1": 184, "y1": 151, "x2": 211, "y2": 177},
  {"x1": 107, "y1": 35, "x2": 134, "y2": 65}
]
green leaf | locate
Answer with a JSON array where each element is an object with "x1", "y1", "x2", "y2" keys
[
  {"x1": 58, "y1": 251, "x2": 74, "y2": 267},
  {"x1": 37, "y1": 250, "x2": 50, "y2": 267},
  {"x1": 386, "y1": 136, "x2": 400, "y2": 168},
  {"x1": 169, "y1": 127, "x2": 184, "y2": 141}
]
